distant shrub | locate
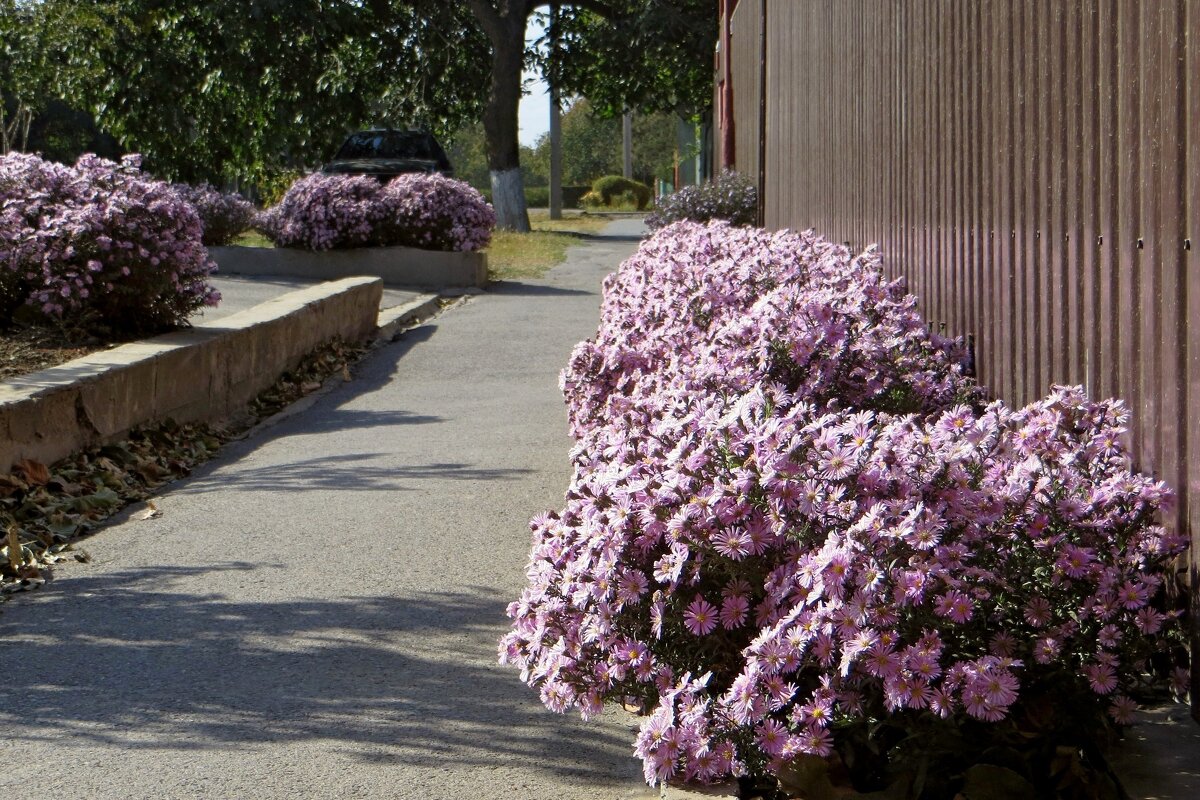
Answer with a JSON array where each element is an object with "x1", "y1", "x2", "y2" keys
[
  {"x1": 524, "y1": 187, "x2": 550, "y2": 208},
  {"x1": 646, "y1": 169, "x2": 758, "y2": 229},
  {"x1": 579, "y1": 190, "x2": 604, "y2": 209},
  {"x1": 256, "y1": 169, "x2": 306, "y2": 207},
  {"x1": 375, "y1": 173, "x2": 495, "y2": 252},
  {"x1": 481, "y1": 185, "x2": 588, "y2": 209},
  {"x1": 591, "y1": 175, "x2": 652, "y2": 210},
  {"x1": 257, "y1": 173, "x2": 381, "y2": 251},
  {"x1": 258, "y1": 172, "x2": 494, "y2": 253},
  {"x1": 0, "y1": 152, "x2": 219, "y2": 334},
  {"x1": 174, "y1": 183, "x2": 255, "y2": 246}
]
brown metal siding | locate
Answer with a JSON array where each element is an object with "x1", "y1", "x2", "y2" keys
[
  {"x1": 729, "y1": 0, "x2": 763, "y2": 188},
  {"x1": 732, "y1": 0, "x2": 1200, "y2": 698}
]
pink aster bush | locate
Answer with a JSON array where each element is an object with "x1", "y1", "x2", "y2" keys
[
  {"x1": 374, "y1": 173, "x2": 494, "y2": 252},
  {"x1": 646, "y1": 170, "x2": 758, "y2": 230},
  {"x1": 501, "y1": 221, "x2": 1188, "y2": 795},
  {"x1": 256, "y1": 173, "x2": 381, "y2": 251},
  {"x1": 562, "y1": 221, "x2": 976, "y2": 439},
  {"x1": 0, "y1": 152, "x2": 219, "y2": 333},
  {"x1": 257, "y1": 172, "x2": 494, "y2": 253},
  {"x1": 173, "y1": 183, "x2": 255, "y2": 246}
]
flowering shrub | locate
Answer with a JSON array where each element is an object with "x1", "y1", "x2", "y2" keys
[
  {"x1": 502, "y1": 221, "x2": 1188, "y2": 793},
  {"x1": 374, "y1": 173, "x2": 494, "y2": 252},
  {"x1": 258, "y1": 172, "x2": 494, "y2": 252},
  {"x1": 562, "y1": 222, "x2": 975, "y2": 439},
  {"x1": 173, "y1": 183, "x2": 255, "y2": 246},
  {"x1": 646, "y1": 170, "x2": 758, "y2": 230},
  {"x1": 0, "y1": 152, "x2": 219, "y2": 333},
  {"x1": 256, "y1": 173, "x2": 381, "y2": 251}
]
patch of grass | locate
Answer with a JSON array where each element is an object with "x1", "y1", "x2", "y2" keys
[
  {"x1": 486, "y1": 230, "x2": 576, "y2": 281},
  {"x1": 486, "y1": 211, "x2": 626, "y2": 281},
  {"x1": 229, "y1": 230, "x2": 275, "y2": 248},
  {"x1": 529, "y1": 210, "x2": 615, "y2": 236}
]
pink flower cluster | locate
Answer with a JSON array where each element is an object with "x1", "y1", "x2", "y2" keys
[
  {"x1": 501, "y1": 221, "x2": 1188, "y2": 786},
  {"x1": 375, "y1": 173, "x2": 495, "y2": 252},
  {"x1": 0, "y1": 153, "x2": 219, "y2": 333},
  {"x1": 562, "y1": 221, "x2": 976, "y2": 439},
  {"x1": 173, "y1": 183, "x2": 255, "y2": 246},
  {"x1": 255, "y1": 173, "x2": 380, "y2": 251},
  {"x1": 257, "y1": 172, "x2": 494, "y2": 253}
]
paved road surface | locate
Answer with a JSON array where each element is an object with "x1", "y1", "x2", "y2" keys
[{"x1": 0, "y1": 221, "x2": 656, "y2": 800}]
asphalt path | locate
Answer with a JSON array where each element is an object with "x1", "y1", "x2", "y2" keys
[{"x1": 0, "y1": 221, "x2": 657, "y2": 800}]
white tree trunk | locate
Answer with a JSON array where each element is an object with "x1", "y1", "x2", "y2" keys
[{"x1": 490, "y1": 168, "x2": 530, "y2": 232}]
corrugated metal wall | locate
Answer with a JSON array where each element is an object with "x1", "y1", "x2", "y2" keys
[
  {"x1": 730, "y1": 0, "x2": 763, "y2": 191},
  {"x1": 728, "y1": 0, "x2": 1200, "y2": 701}
]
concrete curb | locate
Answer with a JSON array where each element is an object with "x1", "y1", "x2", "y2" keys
[
  {"x1": 375, "y1": 294, "x2": 443, "y2": 342},
  {"x1": 210, "y1": 245, "x2": 488, "y2": 289},
  {"x1": 0, "y1": 277, "x2": 383, "y2": 473}
]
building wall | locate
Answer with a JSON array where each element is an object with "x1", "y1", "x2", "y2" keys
[{"x1": 727, "y1": 0, "x2": 1200, "y2": 700}]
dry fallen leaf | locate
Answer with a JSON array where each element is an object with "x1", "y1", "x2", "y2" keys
[
  {"x1": 135, "y1": 502, "x2": 163, "y2": 521},
  {"x1": 13, "y1": 459, "x2": 50, "y2": 487},
  {"x1": 6, "y1": 526, "x2": 24, "y2": 568}
]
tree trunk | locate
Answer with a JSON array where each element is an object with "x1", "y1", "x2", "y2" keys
[{"x1": 481, "y1": 11, "x2": 531, "y2": 232}]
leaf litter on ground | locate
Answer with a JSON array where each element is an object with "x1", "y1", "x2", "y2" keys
[{"x1": 0, "y1": 336, "x2": 367, "y2": 594}]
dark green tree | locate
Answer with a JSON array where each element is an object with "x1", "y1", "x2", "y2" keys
[
  {"x1": 59, "y1": 0, "x2": 489, "y2": 184},
  {"x1": 526, "y1": 99, "x2": 678, "y2": 188},
  {"x1": 1, "y1": 0, "x2": 113, "y2": 153},
  {"x1": 466, "y1": 0, "x2": 715, "y2": 228},
  {"x1": 17, "y1": 0, "x2": 715, "y2": 228}
]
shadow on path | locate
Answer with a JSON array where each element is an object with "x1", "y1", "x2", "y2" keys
[
  {"x1": 0, "y1": 565, "x2": 631, "y2": 781},
  {"x1": 486, "y1": 282, "x2": 594, "y2": 297},
  {"x1": 572, "y1": 233, "x2": 645, "y2": 244},
  {"x1": 179, "y1": 453, "x2": 531, "y2": 494}
]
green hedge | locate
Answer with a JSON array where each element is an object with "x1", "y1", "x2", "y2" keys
[
  {"x1": 590, "y1": 175, "x2": 652, "y2": 210},
  {"x1": 478, "y1": 185, "x2": 590, "y2": 209}
]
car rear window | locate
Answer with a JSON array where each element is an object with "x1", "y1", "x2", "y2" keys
[{"x1": 335, "y1": 131, "x2": 445, "y2": 163}]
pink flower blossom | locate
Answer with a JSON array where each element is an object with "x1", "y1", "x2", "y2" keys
[{"x1": 683, "y1": 596, "x2": 719, "y2": 636}]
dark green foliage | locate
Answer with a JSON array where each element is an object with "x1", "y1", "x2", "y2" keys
[
  {"x1": 591, "y1": 175, "x2": 651, "y2": 210},
  {"x1": 536, "y1": 0, "x2": 718, "y2": 119}
]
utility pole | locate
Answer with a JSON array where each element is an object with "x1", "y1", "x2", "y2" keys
[{"x1": 548, "y1": 3, "x2": 563, "y2": 220}]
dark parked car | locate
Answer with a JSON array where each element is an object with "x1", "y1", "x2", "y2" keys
[{"x1": 321, "y1": 129, "x2": 453, "y2": 181}]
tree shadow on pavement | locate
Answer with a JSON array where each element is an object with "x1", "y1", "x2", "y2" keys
[
  {"x1": 0, "y1": 564, "x2": 639, "y2": 784},
  {"x1": 486, "y1": 282, "x2": 594, "y2": 297},
  {"x1": 573, "y1": 233, "x2": 645, "y2": 244},
  {"x1": 178, "y1": 453, "x2": 533, "y2": 494}
]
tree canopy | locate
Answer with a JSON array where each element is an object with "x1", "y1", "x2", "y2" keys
[
  {"x1": 537, "y1": 0, "x2": 716, "y2": 120},
  {"x1": 44, "y1": 0, "x2": 490, "y2": 182},
  {"x1": 3, "y1": 0, "x2": 717, "y2": 227}
]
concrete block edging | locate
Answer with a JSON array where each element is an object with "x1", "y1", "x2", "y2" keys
[
  {"x1": 0, "y1": 276, "x2": 384, "y2": 474},
  {"x1": 210, "y1": 244, "x2": 487, "y2": 289}
]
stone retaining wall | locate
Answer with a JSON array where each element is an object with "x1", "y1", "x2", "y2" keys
[
  {"x1": 210, "y1": 245, "x2": 487, "y2": 289},
  {"x1": 0, "y1": 276, "x2": 383, "y2": 473}
]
